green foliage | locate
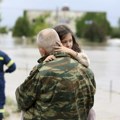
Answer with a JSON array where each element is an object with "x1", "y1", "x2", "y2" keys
[
  {"x1": 111, "y1": 27, "x2": 120, "y2": 38},
  {"x1": 4, "y1": 96, "x2": 18, "y2": 119},
  {"x1": 84, "y1": 22, "x2": 105, "y2": 42},
  {"x1": 12, "y1": 12, "x2": 51, "y2": 37},
  {"x1": 31, "y1": 13, "x2": 51, "y2": 35},
  {"x1": 0, "y1": 27, "x2": 8, "y2": 33},
  {"x1": 32, "y1": 23, "x2": 49, "y2": 35},
  {"x1": 76, "y1": 12, "x2": 112, "y2": 42},
  {"x1": 12, "y1": 16, "x2": 32, "y2": 37}
]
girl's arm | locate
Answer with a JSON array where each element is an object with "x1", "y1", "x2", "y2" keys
[
  {"x1": 76, "y1": 51, "x2": 90, "y2": 67},
  {"x1": 54, "y1": 42, "x2": 90, "y2": 67},
  {"x1": 63, "y1": 48, "x2": 90, "y2": 67},
  {"x1": 44, "y1": 55, "x2": 56, "y2": 62}
]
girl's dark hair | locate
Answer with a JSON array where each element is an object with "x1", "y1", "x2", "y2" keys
[{"x1": 53, "y1": 25, "x2": 81, "y2": 52}]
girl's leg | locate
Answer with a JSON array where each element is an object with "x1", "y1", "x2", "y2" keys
[{"x1": 87, "y1": 108, "x2": 96, "y2": 120}]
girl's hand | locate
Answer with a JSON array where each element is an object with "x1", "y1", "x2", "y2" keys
[
  {"x1": 54, "y1": 42, "x2": 71, "y2": 53},
  {"x1": 44, "y1": 55, "x2": 56, "y2": 62}
]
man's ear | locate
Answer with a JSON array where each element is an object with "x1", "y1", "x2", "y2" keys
[{"x1": 39, "y1": 48, "x2": 46, "y2": 56}]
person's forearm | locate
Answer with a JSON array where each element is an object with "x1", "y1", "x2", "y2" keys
[
  {"x1": 66, "y1": 49, "x2": 90, "y2": 67},
  {"x1": 67, "y1": 49, "x2": 78, "y2": 58},
  {"x1": 5, "y1": 63, "x2": 16, "y2": 73},
  {"x1": 77, "y1": 53, "x2": 90, "y2": 67}
]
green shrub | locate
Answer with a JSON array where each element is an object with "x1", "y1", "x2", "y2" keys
[
  {"x1": 12, "y1": 17, "x2": 32, "y2": 37},
  {"x1": 111, "y1": 28, "x2": 120, "y2": 38},
  {"x1": 0, "y1": 27, "x2": 8, "y2": 33}
]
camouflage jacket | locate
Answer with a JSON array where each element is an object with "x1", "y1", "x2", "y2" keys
[{"x1": 15, "y1": 52, "x2": 96, "y2": 120}]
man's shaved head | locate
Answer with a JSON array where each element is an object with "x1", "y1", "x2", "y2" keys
[{"x1": 37, "y1": 28, "x2": 60, "y2": 55}]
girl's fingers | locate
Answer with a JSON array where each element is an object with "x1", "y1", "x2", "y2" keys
[
  {"x1": 53, "y1": 46, "x2": 60, "y2": 49},
  {"x1": 44, "y1": 55, "x2": 56, "y2": 62},
  {"x1": 51, "y1": 56, "x2": 56, "y2": 59},
  {"x1": 54, "y1": 49, "x2": 59, "y2": 52}
]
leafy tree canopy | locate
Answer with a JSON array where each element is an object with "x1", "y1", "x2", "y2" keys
[{"x1": 76, "y1": 12, "x2": 112, "y2": 42}]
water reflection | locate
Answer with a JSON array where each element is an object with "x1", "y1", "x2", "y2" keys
[
  {"x1": 0, "y1": 32, "x2": 14, "y2": 48},
  {"x1": 107, "y1": 38, "x2": 120, "y2": 47},
  {"x1": 0, "y1": 32, "x2": 36, "y2": 48}
]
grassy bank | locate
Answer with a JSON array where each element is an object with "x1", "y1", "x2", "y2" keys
[{"x1": 4, "y1": 96, "x2": 20, "y2": 120}]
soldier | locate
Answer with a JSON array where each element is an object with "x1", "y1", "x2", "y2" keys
[
  {"x1": 0, "y1": 50, "x2": 16, "y2": 120},
  {"x1": 15, "y1": 28, "x2": 96, "y2": 120},
  {"x1": 44, "y1": 24, "x2": 96, "y2": 120}
]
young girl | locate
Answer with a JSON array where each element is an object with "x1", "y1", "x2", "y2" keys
[{"x1": 44, "y1": 24, "x2": 90, "y2": 68}]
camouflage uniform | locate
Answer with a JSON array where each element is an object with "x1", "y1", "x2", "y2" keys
[{"x1": 15, "y1": 52, "x2": 96, "y2": 120}]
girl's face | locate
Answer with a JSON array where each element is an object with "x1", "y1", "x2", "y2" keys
[{"x1": 61, "y1": 33, "x2": 73, "y2": 49}]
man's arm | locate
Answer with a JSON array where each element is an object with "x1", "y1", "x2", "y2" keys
[
  {"x1": 87, "y1": 68, "x2": 96, "y2": 89},
  {"x1": 15, "y1": 67, "x2": 39, "y2": 111},
  {"x1": 4, "y1": 53, "x2": 16, "y2": 73}
]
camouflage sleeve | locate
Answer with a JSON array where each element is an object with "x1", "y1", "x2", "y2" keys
[
  {"x1": 86, "y1": 68, "x2": 96, "y2": 94},
  {"x1": 87, "y1": 68, "x2": 96, "y2": 89},
  {"x1": 15, "y1": 65, "x2": 40, "y2": 111}
]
